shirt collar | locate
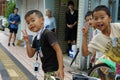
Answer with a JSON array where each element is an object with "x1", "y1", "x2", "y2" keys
[{"x1": 37, "y1": 27, "x2": 45, "y2": 40}]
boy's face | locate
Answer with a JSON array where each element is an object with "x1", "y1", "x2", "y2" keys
[
  {"x1": 85, "y1": 15, "x2": 93, "y2": 27},
  {"x1": 25, "y1": 13, "x2": 44, "y2": 32},
  {"x1": 14, "y1": 9, "x2": 18, "y2": 15},
  {"x1": 93, "y1": 10, "x2": 112, "y2": 32}
]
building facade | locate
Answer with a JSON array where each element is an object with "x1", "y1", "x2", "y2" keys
[{"x1": 0, "y1": 0, "x2": 7, "y2": 16}]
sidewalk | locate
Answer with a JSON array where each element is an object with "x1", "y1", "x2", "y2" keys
[
  {"x1": 0, "y1": 74, "x2": 2, "y2": 80},
  {"x1": 0, "y1": 28, "x2": 82, "y2": 80}
]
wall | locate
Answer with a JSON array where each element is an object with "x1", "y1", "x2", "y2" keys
[
  {"x1": 77, "y1": 0, "x2": 87, "y2": 69},
  {"x1": 0, "y1": 0, "x2": 7, "y2": 16},
  {"x1": 54, "y1": 0, "x2": 68, "y2": 53},
  {"x1": 16, "y1": 0, "x2": 44, "y2": 40},
  {"x1": 16, "y1": 0, "x2": 22, "y2": 40},
  {"x1": 44, "y1": 0, "x2": 54, "y2": 16}
]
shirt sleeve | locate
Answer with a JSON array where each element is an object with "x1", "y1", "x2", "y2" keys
[
  {"x1": 112, "y1": 23, "x2": 120, "y2": 30},
  {"x1": 88, "y1": 36, "x2": 99, "y2": 54},
  {"x1": 88, "y1": 43, "x2": 96, "y2": 54},
  {"x1": 65, "y1": 11, "x2": 69, "y2": 24},
  {"x1": 8, "y1": 14, "x2": 12, "y2": 23},
  {"x1": 46, "y1": 31, "x2": 58, "y2": 46},
  {"x1": 53, "y1": 17, "x2": 56, "y2": 28},
  {"x1": 18, "y1": 15, "x2": 21, "y2": 23}
]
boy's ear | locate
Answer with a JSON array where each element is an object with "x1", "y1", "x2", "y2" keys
[
  {"x1": 40, "y1": 17, "x2": 44, "y2": 23},
  {"x1": 42, "y1": 17, "x2": 44, "y2": 21},
  {"x1": 109, "y1": 16, "x2": 112, "y2": 22}
]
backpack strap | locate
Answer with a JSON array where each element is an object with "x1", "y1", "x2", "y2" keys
[{"x1": 35, "y1": 29, "x2": 48, "y2": 60}]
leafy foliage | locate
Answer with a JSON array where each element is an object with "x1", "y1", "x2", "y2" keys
[{"x1": 5, "y1": 0, "x2": 16, "y2": 19}]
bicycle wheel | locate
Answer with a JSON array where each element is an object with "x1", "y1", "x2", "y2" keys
[{"x1": 88, "y1": 63, "x2": 115, "y2": 80}]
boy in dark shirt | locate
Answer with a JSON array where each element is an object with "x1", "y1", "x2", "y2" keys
[{"x1": 22, "y1": 10, "x2": 64, "y2": 80}]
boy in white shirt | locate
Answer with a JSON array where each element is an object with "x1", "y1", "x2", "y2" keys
[{"x1": 82, "y1": 5, "x2": 120, "y2": 80}]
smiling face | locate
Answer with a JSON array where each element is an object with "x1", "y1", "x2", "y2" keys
[
  {"x1": 93, "y1": 10, "x2": 112, "y2": 33},
  {"x1": 25, "y1": 13, "x2": 44, "y2": 32},
  {"x1": 85, "y1": 15, "x2": 93, "y2": 27}
]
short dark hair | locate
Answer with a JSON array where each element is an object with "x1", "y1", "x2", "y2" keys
[
  {"x1": 67, "y1": 1, "x2": 74, "y2": 6},
  {"x1": 85, "y1": 11, "x2": 93, "y2": 19},
  {"x1": 14, "y1": 8, "x2": 18, "y2": 11},
  {"x1": 93, "y1": 5, "x2": 111, "y2": 17},
  {"x1": 25, "y1": 10, "x2": 43, "y2": 19}
]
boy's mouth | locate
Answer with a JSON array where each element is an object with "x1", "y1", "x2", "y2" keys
[
  {"x1": 89, "y1": 23, "x2": 92, "y2": 26},
  {"x1": 97, "y1": 24, "x2": 104, "y2": 29},
  {"x1": 30, "y1": 27, "x2": 34, "y2": 31}
]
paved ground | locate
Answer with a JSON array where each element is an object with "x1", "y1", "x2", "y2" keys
[
  {"x1": 0, "y1": 47, "x2": 29, "y2": 80},
  {"x1": 0, "y1": 28, "x2": 83, "y2": 80}
]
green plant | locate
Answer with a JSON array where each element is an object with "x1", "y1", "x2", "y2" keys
[{"x1": 5, "y1": 0, "x2": 16, "y2": 19}]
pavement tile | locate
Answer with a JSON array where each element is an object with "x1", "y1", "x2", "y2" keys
[
  {"x1": 0, "y1": 29, "x2": 81, "y2": 80},
  {"x1": 0, "y1": 48, "x2": 28, "y2": 80}
]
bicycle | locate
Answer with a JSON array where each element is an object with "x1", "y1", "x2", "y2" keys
[{"x1": 88, "y1": 56, "x2": 116, "y2": 80}]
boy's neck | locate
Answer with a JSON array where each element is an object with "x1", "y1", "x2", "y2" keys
[{"x1": 102, "y1": 25, "x2": 111, "y2": 36}]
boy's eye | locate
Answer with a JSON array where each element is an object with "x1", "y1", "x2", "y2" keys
[
  {"x1": 90, "y1": 18, "x2": 92, "y2": 20},
  {"x1": 94, "y1": 17, "x2": 98, "y2": 20},
  {"x1": 101, "y1": 17, "x2": 104, "y2": 19},
  {"x1": 31, "y1": 19, "x2": 35, "y2": 22}
]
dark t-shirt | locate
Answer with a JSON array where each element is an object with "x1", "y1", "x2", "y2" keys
[{"x1": 32, "y1": 29, "x2": 58, "y2": 73}]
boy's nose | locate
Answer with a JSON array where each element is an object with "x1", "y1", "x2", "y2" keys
[
  {"x1": 29, "y1": 22, "x2": 33, "y2": 26},
  {"x1": 97, "y1": 18, "x2": 102, "y2": 22}
]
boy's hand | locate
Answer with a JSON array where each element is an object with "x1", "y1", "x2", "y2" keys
[
  {"x1": 90, "y1": 56, "x2": 95, "y2": 63},
  {"x1": 57, "y1": 68, "x2": 64, "y2": 80},
  {"x1": 82, "y1": 22, "x2": 89, "y2": 37},
  {"x1": 22, "y1": 30, "x2": 30, "y2": 43},
  {"x1": 11, "y1": 21, "x2": 16, "y2": 24}
]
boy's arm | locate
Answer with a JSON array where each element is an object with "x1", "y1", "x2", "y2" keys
[
  {"x1": 90, "y1": 53, "x2": 96, "y2": 63},
  {"x1": 22, "y1": 30, "x2": 36, "y2": 58},
  {"x1": 82, "y1": 24, "x2": 90, "y2": 57},
  {"x1": 82, "y1": 36, "x2": 90, "y2": 57},
  {"x1": 26, "y1": 40, "x2": 36, "y2": 58},
  {"x1": 52, "y1": 43, "x2": 64, "y2": 79}
]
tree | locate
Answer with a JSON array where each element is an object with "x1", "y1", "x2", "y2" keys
[
  {"x1": 5, "y1": 0, "x2": 16, "y2": 19},
  {"x1": 4, "y1": 0, "x2": 16, "y2": 27}
]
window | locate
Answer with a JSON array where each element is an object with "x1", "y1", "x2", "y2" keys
[{"x1": 118, "y1": 0, "x2": 120, "y2": 20}]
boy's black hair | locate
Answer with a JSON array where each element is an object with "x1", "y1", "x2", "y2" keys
[
  {"x1": 67, "y1": 0, "x2": 74, "y2": 6},
  {"x1": 85, "y1": 11, "x2": 93, "y2": 19},
  {"x1": 13, "y1": 8, "x2": 18, "y2": 13},
  {"x1": 92, "y1": 5, "x2": 111, "y2": 17},
  {"x1": 25, "y1": 10, "x2": 43, "y2": 19},
  {"x1": 14, "y1": 8, "x2": 18, "y2": 11}
]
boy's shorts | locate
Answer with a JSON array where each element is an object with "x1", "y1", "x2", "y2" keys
[
  {"x1": 44, "y1": 71, "x2": 61, "y2": 80},
  {"x1": 9, "y1": 28, "x2": 18, "y2": 34}
]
